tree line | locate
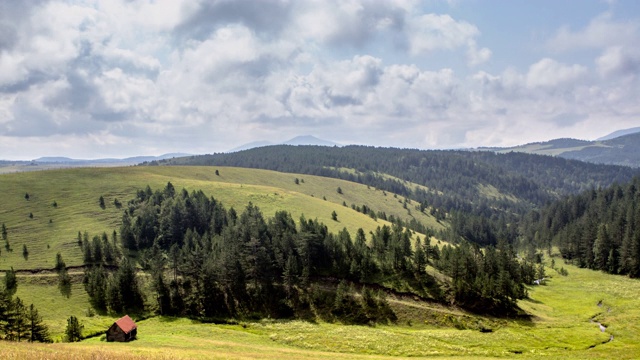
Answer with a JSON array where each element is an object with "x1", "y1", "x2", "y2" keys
[
  {"x1": 523, "y1": 177, "x2": 640, "y2": 276},
  {"x1": 151, "y1": 145, "x2": 639, "y2": 247},
  {"x1": 0, "y1": 270, "x2": 50, "y2": 342},
  {"x1": 89, "y1": 183, "x2": 535, "y2": 320}
]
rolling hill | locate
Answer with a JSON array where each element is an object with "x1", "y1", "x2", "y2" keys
[
  {"x1": 0, "y1": 166, "x2": 439, "y2": 270},
  {"x1": 480, "y1": 132, "x2": 640, "y2": 167},
  {"x1": 3, "y1": 162, "x2": 640, "y2": 359},
  {"x1": 228, "y1": 135, "x2": 340, "y2": 152}
]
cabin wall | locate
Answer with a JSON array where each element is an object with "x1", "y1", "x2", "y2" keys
[{"x1": 106, "y1": 325, "x2": 126, "y2": 342}]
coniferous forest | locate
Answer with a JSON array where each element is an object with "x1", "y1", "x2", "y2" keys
[
  {"x1": 523, "y1": 177, "x2": 640, "y2": 276},
  {"x1": 81, "y1": 183, "x2": 535, "y2": 321},
  {"x1": 155, "y1": 146, "x2": 640, "y2": 247}
]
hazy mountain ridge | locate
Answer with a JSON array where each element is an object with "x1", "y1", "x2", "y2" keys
[
  {"x1": 229, "y1": 135, "x2": 339, "y2": 152},
  {"x1": 33, "y1": 153, "x2": 191, "y2": 164},
  {"x1": 481, "y1": 131, "x2": 640, "y2": 167}
]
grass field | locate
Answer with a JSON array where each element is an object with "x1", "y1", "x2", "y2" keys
[
  {"x1": 3, "y1": 166, "x2": 640, "y2": 359},
  {"x1": 0, "y1": 166, "x2": 442, "y2": 270},
  {"x1": 4, "y1": 256, "x2": 640, "y2": 359}
]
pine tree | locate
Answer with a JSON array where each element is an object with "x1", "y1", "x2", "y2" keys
[
  {"x1": 113, "y1": 257, "x2": 144, "y2": 312},
  {"x1": 54, "y1": 253, "x2": 66, "y2": 272},
  {"x1": 92, "y1": 235, "x2": 103, "y2": 263},
  {"x1": 1, "y1": 223, "x2": 6, "y2": 241},
  {"x1": 27, "y1": 304, "x2": 50, "y2": 343},
  {"x1": 593, "y1": 224, "x2": 611, "y2": 271},
  {"x1": 6, "y1": 297, "x2": 29, "y2": 342},
  {"x1": 65, "y1": 315, "x2": 83, "y2": 342},
  {"x1": 413, "y1": 237, "x2": 426, "y2": 278},
  {"x1": 5, "y1": 267, "x2": 17, "y2": 295},
  {"x1": 84, "y1": 266, "x2": 108, "y2": 312}
]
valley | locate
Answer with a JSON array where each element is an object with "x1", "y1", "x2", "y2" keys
[{"x1": 1, "y1": 160, "x2": 639, "y2": 359}]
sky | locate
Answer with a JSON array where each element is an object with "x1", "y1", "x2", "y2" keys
[{"x1": 1, "y1": 0, "x2": 640, "y2": 160}]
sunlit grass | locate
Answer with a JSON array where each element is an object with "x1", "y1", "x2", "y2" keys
[{"x1": 0, "y1": 166, "x2": 442, "y2": 270}]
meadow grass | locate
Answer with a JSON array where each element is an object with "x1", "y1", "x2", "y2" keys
[
  {"x1": 3, "y1": 167, "x2": 640, "y2": 359},
  {"x1": 4, "y1": 258, "x2": 640, "y2": 359},
  {"x1": 0, "y1": 166, "x2": 441, "y2": 270}
]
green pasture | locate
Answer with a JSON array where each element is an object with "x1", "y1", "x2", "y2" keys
[
  {"x1": 0, "y1": 166, "x2": 441, "y2": 270},
  {"x1": 2, "y1": 256, "x2": 640, "y2": 359}
]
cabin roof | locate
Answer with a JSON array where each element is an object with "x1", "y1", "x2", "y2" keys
[{"x1": 114, "y1": 315, "x2": 137, "y2": 334}]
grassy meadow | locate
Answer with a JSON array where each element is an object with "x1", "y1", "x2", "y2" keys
[
  {"x1": 3, "y1": 258, "x2": 640, "y2": 359},
  {"x1": 0, "y1": 166, "x2": 441, "y2": 270},
  {"x1": 2, "y1": 166, "x2": 640, "y2": 359}
]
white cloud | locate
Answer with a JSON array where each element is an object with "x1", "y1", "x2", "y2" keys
[
  {"x1": 548, "y1": 12, "x2": 639, "y2": 51},
  {"x1": 466, "y1": 40, "x2": 492, "y2": 67},
  {"x1": 596, "y1": 46, "x2": 640, "y2": 78},
  {"x1": 407, "y1": 13, "x2": 478, "y2": 54},
  {"x1": 0, "y1": 1, "x2": 638, "y2": 158},
  {"x1": 526, "y1": 58, "x2": 588, "y2": 89}
]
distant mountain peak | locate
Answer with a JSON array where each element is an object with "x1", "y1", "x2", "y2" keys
[
  {"x1": 229, "y1": 135, "x2": 340, "y2": 152},
  {"x1": 597, "y1": 127, "x2": 640, "y2": 141},
  {"x1": 283, "y1": 135, "x2": 339, "y2": 147}
]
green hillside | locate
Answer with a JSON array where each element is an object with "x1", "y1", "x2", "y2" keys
[
  {"x1": 485, "y1": 132, "x2": 640, "y2": 167},
  {"x1": 3, "y1": 167, "x2": 640, "y2": 359},
  {"x1": 0, "y1": 166, "x2": 441, "y2": 270},
  {"x1": 5, "y1": 255, "x2": 640, "y2": 358}
]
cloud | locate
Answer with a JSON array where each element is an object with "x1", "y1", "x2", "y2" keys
[
  {"x1": 174, "y1": 0, "x2": 294, "y2": 41},
  {"x1": 466, "y1": 40, "x2": 492, "y2": 67},
  {"x1": 526, "y1": 58, "x2": 588, "y2": 89},
  {"x1": 596, "y1": 46, "x2": 640, "y2": 78},
  {"x1": 548, "y1": 12, "x2": 639, "y2": 51},
  {"x1": 0, "y1": 1, "x2": 638, "y2": 159}
]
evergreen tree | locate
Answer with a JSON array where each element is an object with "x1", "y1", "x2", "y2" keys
[
  {"x1": 1, "y1": 223, "x2": 6, "y2": 241},
  {"x1": 5, "y1": 267, "x2": 17, "y2": 295},
  {"x1": 593, "y1": 224, "x2": 611, "y2": 270},
  {"x1": 83, "y1": 266, "x2": 108, "y2": 312},
  {"x1": 6, "y1": 297, "x2": 29, "y2": 342},
  {"x1": 65, "y1": 316, "x2": 83, "y2": 342},
  {"x1": 54, "y1": 253, "x2": 66, "y2": 272},
  {"x1": 92, "y1": 235, "x2": 103, "y2": 263},
  {"x1": 112, "y1": 257, "x2": 144, "y2": 313},
  {"x1": 27, "y1": 304, "x2": 50, "y2": 343}
]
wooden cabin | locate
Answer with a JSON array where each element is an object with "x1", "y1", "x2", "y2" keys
[{"x1": 106, "y1": 315, "x2": 137, "y2": 342}]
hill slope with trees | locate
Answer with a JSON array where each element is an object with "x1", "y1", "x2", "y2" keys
[
  {"x1": 153, "y1": 146, "x2": 640, "y2": 246},
  {"x1": 483, "y1": 132, "x2": 640, "y2": 167},
  {"x1": 522, "y1": 176, "x2": 640, "y2": 276}
]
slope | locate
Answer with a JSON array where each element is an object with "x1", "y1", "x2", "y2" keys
[
  {"x1": 0, "y1": 166, "x2": 442, "y2": 270},
  {"x1": 485, "y1": 132, "x2": 640, "y2": 167},
  {"x1": 5, "y1": 256, "x2": 640, "y2": 359}
]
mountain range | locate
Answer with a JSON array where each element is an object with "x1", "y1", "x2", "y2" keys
[
  {"x1": 479, "y1": 128, "x2": 640, "y2": 167},
  {"x1": 228, "y1": 135, "x2": 340, "y2": 152},
  {"x1": 2, "y1": 128, "x2": 639, "y2": 170}
]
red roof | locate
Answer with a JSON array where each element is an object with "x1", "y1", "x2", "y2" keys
[{"x1": 114, "y1": 315, "x2": 137, "y2": 334}]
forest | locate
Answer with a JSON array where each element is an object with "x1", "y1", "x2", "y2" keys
[
  {"x1": 152, "y1": 146, "x2": 640, "y2": 246},
  {"x1": 80, "y1": 183, "x2": 536, "y2": 321},
  {"x1": 0, "y1": 269, "x2": 50, "y2": 343},
  {"x1": 523, "y1": 177, "x2": 640, "y2": 276}
]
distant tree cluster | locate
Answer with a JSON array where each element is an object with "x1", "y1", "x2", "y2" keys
[
  {"x1": 435, "y1": 240, "x2": 532, "y2": 311},
  {"x1": 153, "y1": 145, "x2": 639, "y2": 247},
  {"x1": 0, "y1": 287, "x2": 50, "y2": 342},
  {"x1": 109, "y1": 183, "x2": 530, "y2": 320},
  {"x1": 80, "y1": 231, "x2": 119, "y2": 265},
  {"x1": 524, "y1": 177, "x2": 640, "y2": 276},
  {"x1": 83, "y1": 258, "x2": 144, "y2": 315}
]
